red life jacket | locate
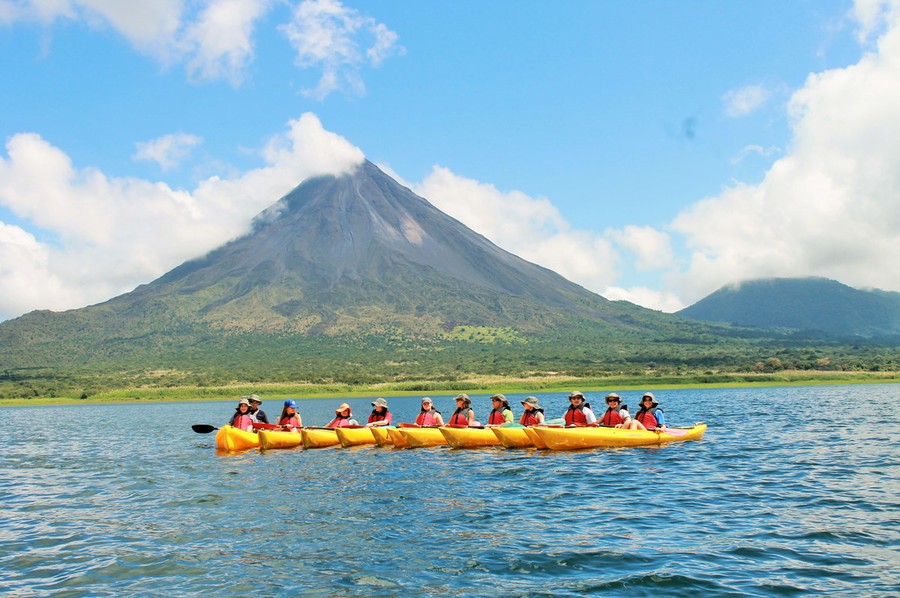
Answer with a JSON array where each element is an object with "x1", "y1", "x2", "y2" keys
[
  {"x1": 520, "y1": 409, "x2": 544, "y2": 426},
  {"x1": 565, "y1": 405, "x2": 588, "y2": 426},
  {"x1": 368, "y1": 410, "x2": 391, "y2": 424},
  {"x1": 601, "y1": 407, "x2": 624, "y2": 427},
  {"x1": 416, "y1": 409, "x2": 440, "y2": 426},
  {"x1": 232, "y1": 413, "x2": 252, "y2": 429},
  {"x1": 449, "y1": 408, "x2": 472, "y2": 426},
  {"x1": 278, "y1": 414, "x2": 301, "y2": 428},
  {"x1": 487, "y1": 408, "x2": 509, "y2": 425},
  {"x1": 327, "y1": 416, "x2": 353, "y2": 428},
  {"x1": 635, "y1": 409, "x2": 659, "y2": 430}
]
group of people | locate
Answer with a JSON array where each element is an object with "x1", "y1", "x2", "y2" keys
[{"x1": 227, "y1": 391, "x2": 666, "y2": 432}]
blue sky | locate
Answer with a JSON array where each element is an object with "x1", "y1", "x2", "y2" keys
[{"x1": 2, "y1": 0, "x2": 899, "y2": 321}]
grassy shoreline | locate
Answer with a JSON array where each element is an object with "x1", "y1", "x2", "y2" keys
[{"x1": 2, "y1": 370, "x2": 898, "y2": 407}]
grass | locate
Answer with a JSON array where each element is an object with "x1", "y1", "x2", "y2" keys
[{"x1": 2, "y1": 370, "x2": 898, "y2": 406}]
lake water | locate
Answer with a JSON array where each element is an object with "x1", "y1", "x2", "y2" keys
[{"x1": 1, "y1": 384, "x2": 898, "y2": 596}]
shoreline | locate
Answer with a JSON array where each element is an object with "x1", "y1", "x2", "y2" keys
[{"x1": 2, "y1": 371, "x2": 898, "y2": 407}]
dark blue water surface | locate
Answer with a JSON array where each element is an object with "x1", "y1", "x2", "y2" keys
[{"x1": 2, "y1": 384, "x2": 899, "y2": 596}]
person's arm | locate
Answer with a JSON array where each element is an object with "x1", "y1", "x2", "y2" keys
[
  {"x1": 584, "y1": 408, "x2": 597, "y2": 424},
  {"x1": 228, "y1": 413, "x2": 236, "y2": 426},
  {"x1": 536, "y1": 411, "x2": 545, "y2": 424},
  {"x1": 504, "y1": 409, "x2": 514, "y2": 424},
  {"x1": 467, "y1": 410, "x2": 476, "y2": 424},
  {"x1": 258, "y1": 411, "x2": 269, "y2": 424},
  {"x1": 433, "y1": 412, "x2": 444, "y2": 426},
  {"x1": 618, "y1": 409, "x2": 631, "y2": 428},
  {"x1": 656, "y1": 411, "x2": 666, "y2": 429}
]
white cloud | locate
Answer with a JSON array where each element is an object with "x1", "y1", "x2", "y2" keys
[
  {"x1": 723, "y1": 84, "x2": 771, "y2": 117},
  {"x1": 280, "y1": 0, "x2": 405, "y2": 100},
  {"x1": 133, "y1": 132, "x2": 203, "y2": 170},
  {"x1": 670, "y1": 0, "x2": 900, "y2": 306},
  {"x1": 182, "y1": 0, "x2": 270, "y2": 84},
  {"x1": 730, "y1": 144, "x2": 780, "y2": 165},
  {"x1": 602, "y1": 285, "x2": 685, "y2": 314},
  {"x1": 0, "y1": 112, "x2": 364, "y2": 320},
  {"x1": 414, "y1": 167, "x2": 621, "y2": 295},
  {"x1": 609, "y1": 225, "x2": 674, "y2": 272}
]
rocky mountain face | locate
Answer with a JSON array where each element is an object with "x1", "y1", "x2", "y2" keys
[{"x1": 678, "y1": 277, "x2": 900, "y2": 338}]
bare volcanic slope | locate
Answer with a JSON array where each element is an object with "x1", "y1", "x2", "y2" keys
[{"x1": 110, "y1": 160, "x2": 646, "y2": 334}]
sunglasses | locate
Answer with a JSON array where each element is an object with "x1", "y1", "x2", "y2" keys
[{"x1": 606, "y1": 399, "x2": 619, "y2": 404}]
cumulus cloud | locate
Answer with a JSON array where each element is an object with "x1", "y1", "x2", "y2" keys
[
  {"x1": 414, "y1": 167, "x2": 621, "y2": 295},
  {"x1": 182, "y1": 0, "x2": 270, "y2": 84},
  {"x1": 280, "y1": 0, "x2": 405, "y2": 99},
  {"x1": 723, "y1": 84, "x2": 772, "y2": 117},
  {"x1": 0, "y1": 112, "x2": 364, "y2": 320},
  {"x1": 133, "y1": 132, "x2": 203, "y2": 170},
  {"x1": 670, "y1": 0, "x2": 900, "y2": 306}
]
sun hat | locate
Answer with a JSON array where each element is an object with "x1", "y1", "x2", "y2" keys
[
  {"x1": 568, "y1": 391, "x2": 585, "y2": 399},
  {"x1": 605, "y1": 393, "x2": 621, "y2": 402},
  {"x1": 490, "y1": 393, "x2": 510, "y2": 407},
  {"x1": 372, "y1": 397, "x2": 388, "y2": 408},
  {"x1": 521, "y1": 396, "x2": 541, "y2": 408},
  {"x1": 284, "y1": 399, "x2": 297, "y2": 409},
  {"x1": 642, "y1": 392, "x2": 658, "y2": 406},
  {"x1": 454, "y1": 393, "x2": 471, "y2": 405},
  {"x1": 238, "y1": 398, "x2": 250, "y2": 406},
  {"x1": 335, "y1": 402, "x2": 352, "y2": 414},
  {"x1": 249, "y1": 395, "x2": 262, "y2": 403}
]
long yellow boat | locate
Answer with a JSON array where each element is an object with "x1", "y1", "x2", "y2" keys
[
  {"x1": 440, "y1": 426, "x2": 501, "y2": 448},
  {"x1": 532, "y1": 424, "x2": 707, "y2": 450},
  {"x1": 523, "y1": 427, "x2": 547, "y2": 449},
  {"x1": 258, "y1": 429, "x2": 302, "y2": 450},
  {"x1": 215, "y1": 425, "x2": 260, "y2": 451},
  {"x1": 335, "y1": 427, "x2": 377, "y2": 447},
  {"x1": 397, "y1": 426, "x2": 447, "y2": 448},
  {"x1": 371, "y1": 427, "x2": 394, "y2": 446},
  {"x1": 301, "y1": 428, "x2": 340, "y2": 449},
  {"x1": 492, "y1": 426, "x2": 535, "y2": 448}
]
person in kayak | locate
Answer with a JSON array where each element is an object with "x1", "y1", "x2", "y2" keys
[
  {"x1": 485, "y1": 394, "x2": 514, "y2": 426},
  {"x1": 366, "y1": 397, "x2": 393, "y2": 427},
  {"x1": 519, "y1": 396, "x2": 545, "y2": 426},
  {"x1": 599, "y1": 393, "x2": 632, "y2": 428},
  {"x1": 228, "y1": 397, "x2": 254, "y2": 431},
  {"x1": 448, "y1": 394, "x2": 477, "y2": 427},
  {"x1": 276, "y1": 399, "x2": 302, "y2": 432},
  {"x1": 326, "y1": 403, "x2": 358, "y2": 428},
  {"x1": 627, "y1": 392, "x2": 666, "y2": 431},
  {"x1": 415, "y1": 397, "x2": 444, "y2": 426},
  {"x1": 248, "y1": 395, "x2": 269, "y2": 424},
  {"x1": 564, "y1": 391, "x2": 597, "y2": 426}
]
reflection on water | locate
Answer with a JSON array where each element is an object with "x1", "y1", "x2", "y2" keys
[{"x1": 1, "y1": 385, "x2": 899, "y2": 596}]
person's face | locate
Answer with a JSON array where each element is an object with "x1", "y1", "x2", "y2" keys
[
  {"x1": 606, "y1": 398, "x2": 619, "y2": 406},
  {"x1": 569, "y1": 397, "x2": 582, "y2": 405},
  {"x1": 642, "y1": 397, "x2": 654, "y2": 406},
  {"x1": 250, "y1": 401, "x2": 261, "y2": 409},
  {"x1": 422, "y1": 401, "x2": 432, "y2": 409},
  {"x1": 287, "y1": 406, "x2": 295, "y2": 413},
  {"x1": 239, "y1": 403, "x2": 249, "y2": 411},
  {"x1": 492, "y1": 399, "x2": 502, "y2": 408}
]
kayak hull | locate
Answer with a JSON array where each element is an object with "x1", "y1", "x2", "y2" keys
[
  {"x1": 523, "y1": 427, "x2": 548, "y2": 449},
  {"x1": 335, "y1": 427, "x2": 376, "y2": 447},
  {"x1": 492, "y1": 426, "x2": 535, "y2": 448},
  {"x1": 215, "y1": 425, "x2": 259, "y2": 451},
  {"x1": 370, "y1": 427, "x2": 393, "y2": 446},
  {"x1": 533, "y1": 424, "x2": 708, "y2": 450},
  {"x1": 386, "y1": 427, "x2": 410, "y2": 448},
  {"x1": 398, "y1": 427, "x2": 447, "y2": 448},
  {"x1": 302, "y1": 428, "x2": 340, "y2": 448},
  {"x1": 440, "y1": 426, "x2": 501, "y2": 448},
  {"x1": 258, "y1": 429, "x2": 302, "y2": 450}
]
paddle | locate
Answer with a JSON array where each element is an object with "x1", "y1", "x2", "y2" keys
[{"x1": 191, "y1": 424, "x2": 218, "y2": 433}]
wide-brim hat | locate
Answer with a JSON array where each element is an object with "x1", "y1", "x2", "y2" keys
[
  {"x1": 641, "y1": 392, "x2": 659, "y2": 406},
  {"x1": 454, "y1": 393, "x2": 471, "y2": 405},
  {"x1": 521, "y1": 396, "x2": 540, "y2": 408},
  {"x1": 248, "y1": 394, "x2": 262, "y2": 404},
  {"x1": 605, "y1": 392, "x2": 621, "y2": 401},
  {"x1": 238, "y1": 398, "x2": 250, "y2": 406},
  {"x1": 490, "y1": 393, "x2": 510, "y2": 407},
  {"x1": 372, "y1": 397, "x2": 388, "y2": 408},
  {"x1": 568, "y1": 391, "x2": 585, "y2": 399},
  {"x1": 335, "y1": 402, "x2": 352, "y2": 414}
]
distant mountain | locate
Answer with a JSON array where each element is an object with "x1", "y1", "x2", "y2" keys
[{"x1": 678, "y1": 277, "x2": 900, "y2": 338}]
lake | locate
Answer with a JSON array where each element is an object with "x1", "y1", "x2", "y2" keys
[{"x1": 1, "y1": 384, "x2": 898, "y2": 596}]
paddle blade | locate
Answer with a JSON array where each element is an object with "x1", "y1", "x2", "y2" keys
[{"x1": 191, "y1": 424, "x2": 218, "y2": 433}]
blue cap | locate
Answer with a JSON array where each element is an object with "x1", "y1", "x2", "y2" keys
[{"x1": 284, "y1": 399, "x2": 297, "y2": 409}]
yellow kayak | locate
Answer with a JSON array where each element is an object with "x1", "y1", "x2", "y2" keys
[
  {"x1": 258, "y1": 429, "x2": 302, "y2": 450},
  {"x1": 492, "y1": 426, "x2": 535, "y2": 448},
  {"x1": 523, "y1": 427, "x2": 548, "y2": 449},
  {"x1": 440, "y1": 426, "x2": 501, "y2": 448},
  {"x1": 371, "y1": 426, "x2": 394, "y2": 446},
  {"x1": 335, "y1": 427, "x2": 376, "y2": 447},
  {"x1": 532, "y1": 424, "x2": 708, "y2": 450},
  {"x1": 215, "y1": 425, "x2": 259, "y2": 451},
  {"x1": 386, "y1": 427, "x2": 410, "y2": 448},
  {"x1": 397, "y1": 426, "x2": 447, "y2": 448},
  {"x1": 301, "y1": 428, "x2": 340, "y2": 448}
]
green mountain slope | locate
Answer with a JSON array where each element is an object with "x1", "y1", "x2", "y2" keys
[{"x1": 678, "y1": 277, "x2": 900, "y2": 338}]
